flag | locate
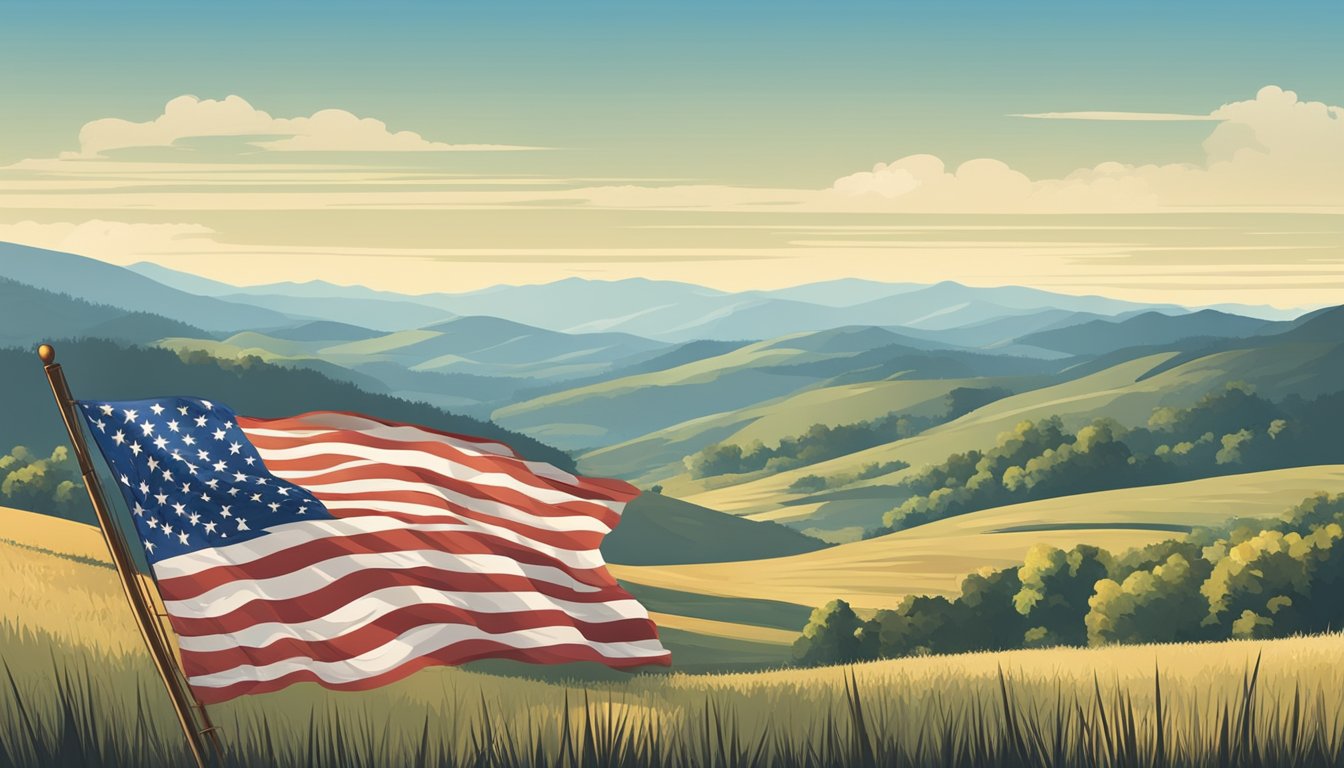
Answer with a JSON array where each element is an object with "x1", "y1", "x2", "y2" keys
[{"x1": 77, "y1": 398, "x2": 670, "y2": 703}]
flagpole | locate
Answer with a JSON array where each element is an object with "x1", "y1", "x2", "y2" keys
[{"x1": 37, "y1": 344, "x2": 216, "y2": 768}]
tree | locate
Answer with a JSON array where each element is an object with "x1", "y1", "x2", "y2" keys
[
  {"x1": 0, "y1": 445, "x2": 85, "y2": 519},
  {"x1": 1015, "y1": 544, "x2": 1111, "y2": 647},
  {"x1": 792, "y1": 599, "x2": 868, "y2": 666},
  {"x1": 1086, "y1": 553, "x2": 1210, "y2": 645}
]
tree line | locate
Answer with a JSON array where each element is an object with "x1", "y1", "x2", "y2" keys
[
  {"x1": 870, "y1": 384, "x2": 1344, "y2": 536},
  {"x1": 686, "y1": 386, "x2": 1010, "y2": 480},
  {"x1": 794, "y1": 490, "x2": 1344, "y2": 665}
]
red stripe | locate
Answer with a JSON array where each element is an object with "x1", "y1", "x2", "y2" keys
[
  {"x1": 239, "y1": 416, "x2": 639, "y2": 503},
  {"x1": 179, "y1": 605, "x2": 662, "y2": 676},
  {"x1": 155, "y1": 527, "x2": 618, "y2": 601},
  {"x1": 191, "y1": 641, "x2": 672, "y2": 704},
  {"x1": 269, "y1": 459, "x2": 622, "y2": 530},
  {"x1": 165, "y1": 566, "x2": 639, "y2": 637}
]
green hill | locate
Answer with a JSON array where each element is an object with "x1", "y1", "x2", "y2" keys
[
  {"x1": 602, "y1": 492, "x2": 828, "y2": 565},
  {"x1": 0, "y1": 277, "x2": 211, "y2": 346}
]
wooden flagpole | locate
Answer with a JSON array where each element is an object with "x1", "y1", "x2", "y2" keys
[{"x1": 37, "y1": 344, "x2": 218, "y2": 768}]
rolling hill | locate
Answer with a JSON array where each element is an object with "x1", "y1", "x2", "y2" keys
[
  {"x1": 1017, "y1": 309, "x2": 1278, "y2": 356},
  {"x1": 0, "y1": 243, "x2": 297, "y2": 332},
  {"x1": 0, "y1": 277, "x2": 212, "y2": 346},
  {"x1": 612, "y1": 466, "x2": 1344, "y2": 613}
]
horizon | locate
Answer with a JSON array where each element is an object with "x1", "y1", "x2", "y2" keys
[{"x1": 1, "y1": 2, "x2": 1343, "y2": 308}]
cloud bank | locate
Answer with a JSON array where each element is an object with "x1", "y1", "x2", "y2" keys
[{"x1": 67, "y1": 95, "x2": 544, "y2": 158}]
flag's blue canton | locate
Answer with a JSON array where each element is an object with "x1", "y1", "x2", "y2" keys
[{"x1": 77, "y1": 398, "x2": 330, "y2": 564}]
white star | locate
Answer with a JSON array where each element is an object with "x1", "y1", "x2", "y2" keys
[
  {"x1": 255, "y1": 477, "x2": 267, "y2": 485},
  {"x1": 203, "y1": 521, "x2": 217, "y2": 534},
  {"x1": 119, "y1": 474, "x2": 130, "y2": 486},
  {"x1": 167, "y1": 420, "x2": 180, "y2": 433},
  {"x1": 250, "y1": 493, "x2": 262, "y2": 503},
  {"x1": 180, "y1": 482, "x2": 191, "y2": 493},
  {"x1": 162, "y1": 469, "x2": 173, "y2": 482},
  {"x1": 177, "y1": 406, "x2": 188, "y2": 416},
  {"x1": 194, "y1": 415, "x2": 207, "y2": 428},
  {"x1": 182, "y1": 434, "x2": 196, "y2": 446},
  {"x1": 188, "y1": 512, "x2": 200, "y2": 526},
  {"x1": 212, "y1": 461, "x2": 227, "y2": 473},
  {"x1": 277, "y1": 487, "x2": 289, "y2": 496},
  {"x1": 171, "y1": 450, "x2": 183, "y2": 462},
  {"x1": 200, "y1": 492, "x2": 211, "y2": 502},
  {"x1": 223, "y1": 421, "x2": 233, "y2": 430},
  {"x1": 268, "y1": 502, "x2": 280, "y2": 512},
  {"x1": 233, "y1": 472, "x2": 248, "y2": 483},
  {"x1": 137, "y1": 481, "x2": 150, "y2": 495},
  {"x1": 196, "y1": 449, "x2": 209, "y2": 461},
  {"x1": 153, "y1": 436, "x2": 168, "y2": 450},
  {"x1": 202, "y1": 400, "x2": 214, "y2": 410},
  {"x1": 147, "y1": 517, "x2": 159, "y2": 529},
  {"x1": 298, "y1": 505, "x2": 307, "y2": 515},
  {"x1": 130, "y1": 442, "x2": 143, "y2": 457},
  {"x1": 228, "y1": 441, "x2": 241, "y2": 455},
  {"x1": 244, "y1": 456, "x2": 256, "y2": 466},
  {"x1": 206, "y1": 478, "x2": 219, "y2": 490},
  {"x1": 178, "y1": 531, "x2": 189, "y2": 545},
  {"x1": 212, "y1": 429, "x2": 226, "y2": 441},
  {"x1": 94, "y1": 419, "x2": 106, "y2": 432},
  {"x1": 123, "y1": 408, "x2": 138, "y2": 423},
  {"x1": 147, "y1": 457, "x2": 160, "y2": 472},
  {"x1": 150, "y1": 403, "x2": 165, "y2": 415},
  {"x1": 154, "y1": 492, "x2": 168, "y2": 506},
  {"x1": 132, "y1": 502, "x2": 145, "y2": 517},
  {"x1": 227, "y1": 487, "x2": 240, "y2": 497},
  {"x1": 186, "y1": 462, "x2": 199, "y2": 476},
  {"x1": 145, "y1": 541, "x2": 156, "y2": 554},
  {"x1": 140, "y1": 421, "x2": 155, "y2": 437},
  {"x1": 172, "y1": 502, "x2": 185, "y2": 516},
  {"x1": 162, "y1": 523, "x2": 174, "y2": 536},
  {"x1": 236, "y1": 519, "x2": 249, "y2": 531},
  {"x1": 112, "y1": 430, "x2": 126, "y2": 446},
  {"x1": 99, "y1": 404, "x2": 114, "y2": 416},
  {"x1": 220, "y1": 505, "x2": 232, "y2": 518}
]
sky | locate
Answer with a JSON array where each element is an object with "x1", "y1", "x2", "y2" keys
[{"x1": 2, "y1": 1, "x2": 1343, "y2": 308}]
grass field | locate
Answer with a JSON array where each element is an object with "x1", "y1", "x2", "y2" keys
[
  {"x1": 5, "y1": 505, "x2": 1344, "y2": 766},
  {"x1": 614, "y1": 467, "x2": 1344, "y2": 612}
]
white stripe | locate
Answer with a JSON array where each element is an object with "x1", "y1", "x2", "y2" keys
[
  {"x1": 319, "y1": 495, "x2": 610, "y2": 534},
  {"x1": 175, "y1": 586, "x2": 652, "y2": 651},
  {"x1": 152, "y1": 515, "x2": 606, "y2": 579},
  {"x1": 187, "y1": 623, "x2": 669, "y2": 689},
  {"x1": 159, "y1": 549, "x2": 608, "y2": 618},
  {"x1": 249, "y1": 439, "x2": 613, "y2": 510},
  {"x1": 242, "y1": 414, "x2": 585, "y2": 486}
]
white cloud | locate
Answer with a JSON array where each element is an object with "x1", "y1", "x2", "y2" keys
[
  {"x1": 66, "y1": 95, "x2": 544, "y2": 158},
  {"x1": 821, "y1": 86, "x2": 1344, "y2": 213},
  {"x1": 1011, "y1": 111, "x2": 1220, "y2": 121}
]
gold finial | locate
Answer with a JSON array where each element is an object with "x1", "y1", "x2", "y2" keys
[{"x1": 38, "y1": 344, "x2": 55, "y2": 365}]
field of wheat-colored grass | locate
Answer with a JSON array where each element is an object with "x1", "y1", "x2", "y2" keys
[
  {"x1": 5, "y1": 505, "x2": 1344, "y2": 766},
  {"x1": 615, "y1": 467, "x2": 1344, "y2": 611}
]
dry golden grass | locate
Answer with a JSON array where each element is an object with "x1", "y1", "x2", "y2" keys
[{"x1": 615, "y1": 467, "x2": 1344, "y2": 611}]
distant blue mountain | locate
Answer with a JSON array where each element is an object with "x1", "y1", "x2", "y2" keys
[
  {"x1": 1016, "y1": 309, "x2": 1278, "y2": 356},
  {"x1": 0, "y1": 244, "x2": 296, "y2": 332}
]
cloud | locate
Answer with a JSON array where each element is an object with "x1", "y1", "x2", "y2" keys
[
  {"x1": 1011, "y1": 111, "x2": 1220, "y2": 121},
  {"x1": 66, "y1": 95, "x2": 544, "y2": 157},
  {"x1": 821, "y1": 86, "x2": 1344, "y2": 213}
]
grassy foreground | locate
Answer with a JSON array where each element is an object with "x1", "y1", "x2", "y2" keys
[
  {"x1": 5, "y1": 508, "x2": 1344, "y2": 766},
  {"x1": 4, "y1": 616, "x2": 1344, "y2": 767}
]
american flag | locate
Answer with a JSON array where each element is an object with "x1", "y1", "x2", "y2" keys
[{"x1": 78, "y1": 398, "x2": 670, "y2": 703}]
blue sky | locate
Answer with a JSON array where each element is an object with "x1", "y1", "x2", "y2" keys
[{"x1": 1, "y1": 1, "x2": 1342, "y2": 305}]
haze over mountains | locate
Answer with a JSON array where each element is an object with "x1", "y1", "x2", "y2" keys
[{"x1": 4, "y1": 240, "x2": 1341, "y2": 544}]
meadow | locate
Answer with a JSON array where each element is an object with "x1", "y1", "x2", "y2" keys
[{"x1": 4, "y1": 506, "x2": 1344, "y2": 767}]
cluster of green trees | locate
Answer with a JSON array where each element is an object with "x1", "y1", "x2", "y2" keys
[
  {"x1": 686, "y1": 386, "x2": 1010, "y2": 480},
  {"x1": 787, "y1": 461, "x2": 910, "y2": 494},
  {"x1": 0, "y1": 445, "x2": 85, "y2": 520},
  {"x1": 871, "y1": 384, "x2": 1344, "y2": 536},
  {"x1": 794, "y1": 491, "x2": 1344, "y2": 666}
]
